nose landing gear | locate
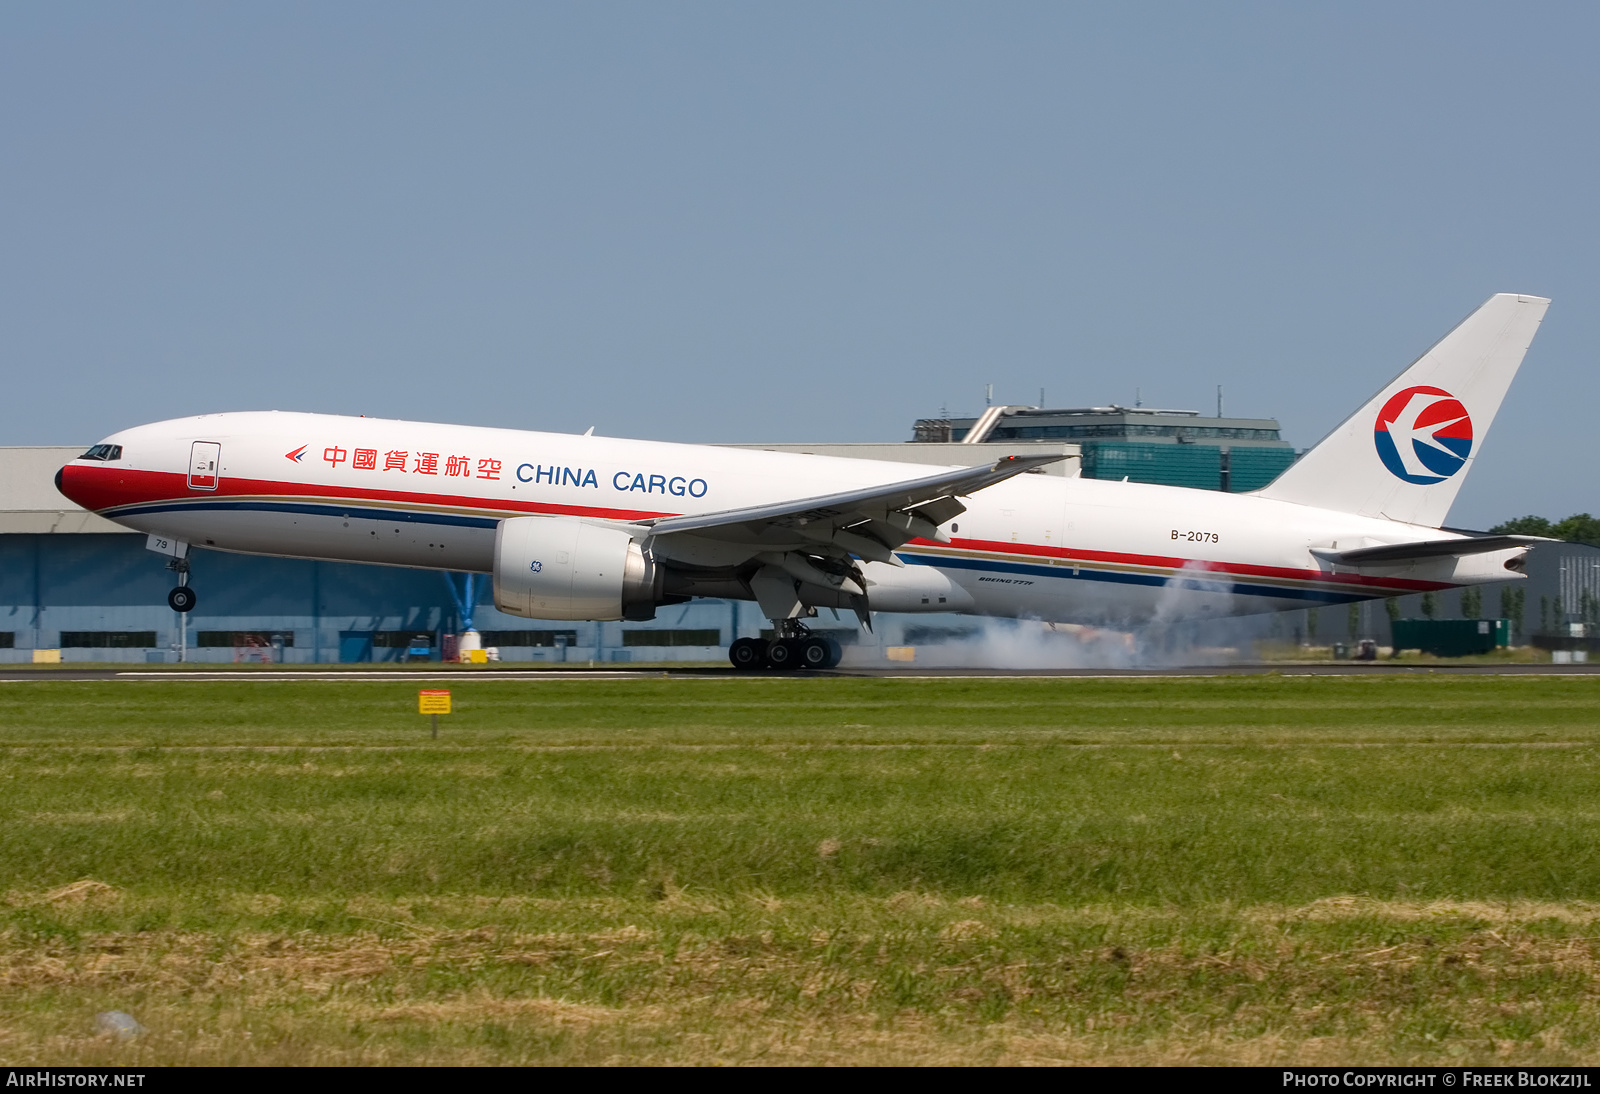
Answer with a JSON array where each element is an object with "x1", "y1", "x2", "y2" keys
[{"x1": 165, "y1": 557, "x2": 196, "y2": 613}]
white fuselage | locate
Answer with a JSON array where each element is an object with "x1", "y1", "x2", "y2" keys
[{"x1": 58, "y1": 411, "x2": 1516, "y2": 625}]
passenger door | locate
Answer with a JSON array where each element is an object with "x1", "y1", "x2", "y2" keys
[{"x1": 188, "y1": 441, "x2": 221, "y2": 491}]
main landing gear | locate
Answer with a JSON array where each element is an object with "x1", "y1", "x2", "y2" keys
[
  {"x1": 166, "y1": 557, "x2": 197, "y2": 613},
  {"x1": 728, "y1": 621, "x2": 843, "y2": 672}
]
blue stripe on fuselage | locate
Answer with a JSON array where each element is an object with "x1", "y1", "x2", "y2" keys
[
  {"x1": 899, "y1": 551, "x2": 1372, "y2": 605},
  {"x1": 101, "y1": 499, "x2": 501, "y2": 530}
]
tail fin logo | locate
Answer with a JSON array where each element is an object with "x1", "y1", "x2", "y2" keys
[{"x1": 1374, "y1": 386, "x2": 1473, "y2": 484}]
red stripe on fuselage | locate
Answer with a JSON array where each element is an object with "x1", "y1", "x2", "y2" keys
[
  {"x1": 58, "y1": 463, "x2": 674, "y2": 523},
  {"x1": 913, "y1": 537, "x2": 1454, "y2": 593}
]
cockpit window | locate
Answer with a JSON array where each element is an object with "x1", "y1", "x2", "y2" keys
[{"x1": 79, "y1": 444, "x2": 123, "y2": 462}]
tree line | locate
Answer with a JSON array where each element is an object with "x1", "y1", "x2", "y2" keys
[{"x1": 1489, "y1": 513, "x2": 1600, "y2": 545}]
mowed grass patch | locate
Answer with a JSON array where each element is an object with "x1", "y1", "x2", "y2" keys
[
  {"x1": 0, "y1": 674, "x2": 1598, "y2": 1063},
  {"x1": 2, "y1": 674, "x2": 1598, "y2": 744}
]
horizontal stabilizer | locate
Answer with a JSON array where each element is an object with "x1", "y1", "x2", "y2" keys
[{"x1": 1311, "y1": 534, "x2": 1550, "y2": 566}]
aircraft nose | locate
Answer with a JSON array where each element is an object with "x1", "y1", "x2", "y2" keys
[
  {"x1": 56, "y1": 462, "x2": 91, "y2": 507},
  {"x1": 56, "y1": 460, "x2": 119, "y2": 513}
]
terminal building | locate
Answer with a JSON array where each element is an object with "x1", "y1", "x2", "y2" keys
[{"x1": 912, "y1": 404, "x2": 1298, "y2": 492}]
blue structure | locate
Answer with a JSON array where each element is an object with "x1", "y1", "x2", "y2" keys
[{"x1": 0, "y1": 530, "x2": 755, "y2": 663}]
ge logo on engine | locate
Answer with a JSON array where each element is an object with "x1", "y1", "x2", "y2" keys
[{"x1": 529, "y1": 560, "x2": 542, "y2": 573}]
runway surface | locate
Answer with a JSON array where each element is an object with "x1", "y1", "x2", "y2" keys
[{"x1": 2, "y1": 663, "x2": 1598, "y2": 682}]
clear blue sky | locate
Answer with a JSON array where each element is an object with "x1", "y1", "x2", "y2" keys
[{"x1": 2, "y1": 3, "x2": 1594, "y2": 528}]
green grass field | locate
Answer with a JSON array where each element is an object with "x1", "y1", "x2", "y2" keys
[{"x1": 2, "y1": 674, "x2": 1599, "y2": 1065}]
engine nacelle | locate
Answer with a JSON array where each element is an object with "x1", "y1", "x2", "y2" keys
[{"x1": 493, "y1": 516, "x2": 661, "y2": 621}]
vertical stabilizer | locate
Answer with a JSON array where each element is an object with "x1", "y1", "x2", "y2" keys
[{"x1": 1255, "y1": 293, "x2": 1549, "y2": 526}]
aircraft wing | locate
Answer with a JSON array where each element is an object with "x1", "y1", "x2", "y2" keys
[
  {"x1": 650, "y1": 453, "x2": 1057, "y2": 538},
  {"x1": 1311, "y1": 534, "x2": 1551, "y2": 565},
  {"x1": 645, "y1": 453, "x2": 1061, "y2": 566}
]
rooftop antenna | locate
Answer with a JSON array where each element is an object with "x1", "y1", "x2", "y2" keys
[
  {"x1": 985, "y1": 383, "x2": 993, "y2": 408},
  {"x1": 1039, "y1": 387, "x2": 1045, "y2": 408},
  {"x1": 1135, "y1": 385, "x2": 1142, "y2": 408},
  {"x1": 1217, "y1": 385, "x2": 1223, "y2": 418}
]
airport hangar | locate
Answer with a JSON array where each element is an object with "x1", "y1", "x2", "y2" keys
[{"x1": 1, "y1": 404, "x2": 1594, "y2": 663}]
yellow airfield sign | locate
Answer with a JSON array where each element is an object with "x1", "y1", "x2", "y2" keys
[{"x1": 418, "y1": 690, "x2": 452, "y2": 715}]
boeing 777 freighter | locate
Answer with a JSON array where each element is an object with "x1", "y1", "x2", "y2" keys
[{"x1": 57, "y1": 293, "x2": 1550, "y2": 669}]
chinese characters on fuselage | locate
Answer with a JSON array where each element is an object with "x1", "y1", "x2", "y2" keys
[
  {"x1": 315, "y1": 446, "x2": 707, "y2": 497},
  {"x1": 322, "y1": 446, "x2": 501, "y2": 479}
]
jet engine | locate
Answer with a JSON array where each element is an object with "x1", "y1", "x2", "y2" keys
[{"x1": 493, "y1": 516, "x2": 663, "y2": 621}]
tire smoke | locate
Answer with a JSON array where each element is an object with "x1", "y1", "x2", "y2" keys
[{"x1": 839, "y1": 560, "x2": 1284, "y2": 669}]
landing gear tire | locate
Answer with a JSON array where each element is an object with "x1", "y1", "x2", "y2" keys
[
  {"x1": 764, "y1": 638, "x2": 799, "y2": 670},
  {"x1": 167, "y1": 586, "x2": 197, "y2": 613},
  {"x1": 797, "y1": 637, "x2": 833, "y2": 670},
  {"x1": 729, "y1": 637, "x2": 765, "y2": 671}
]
